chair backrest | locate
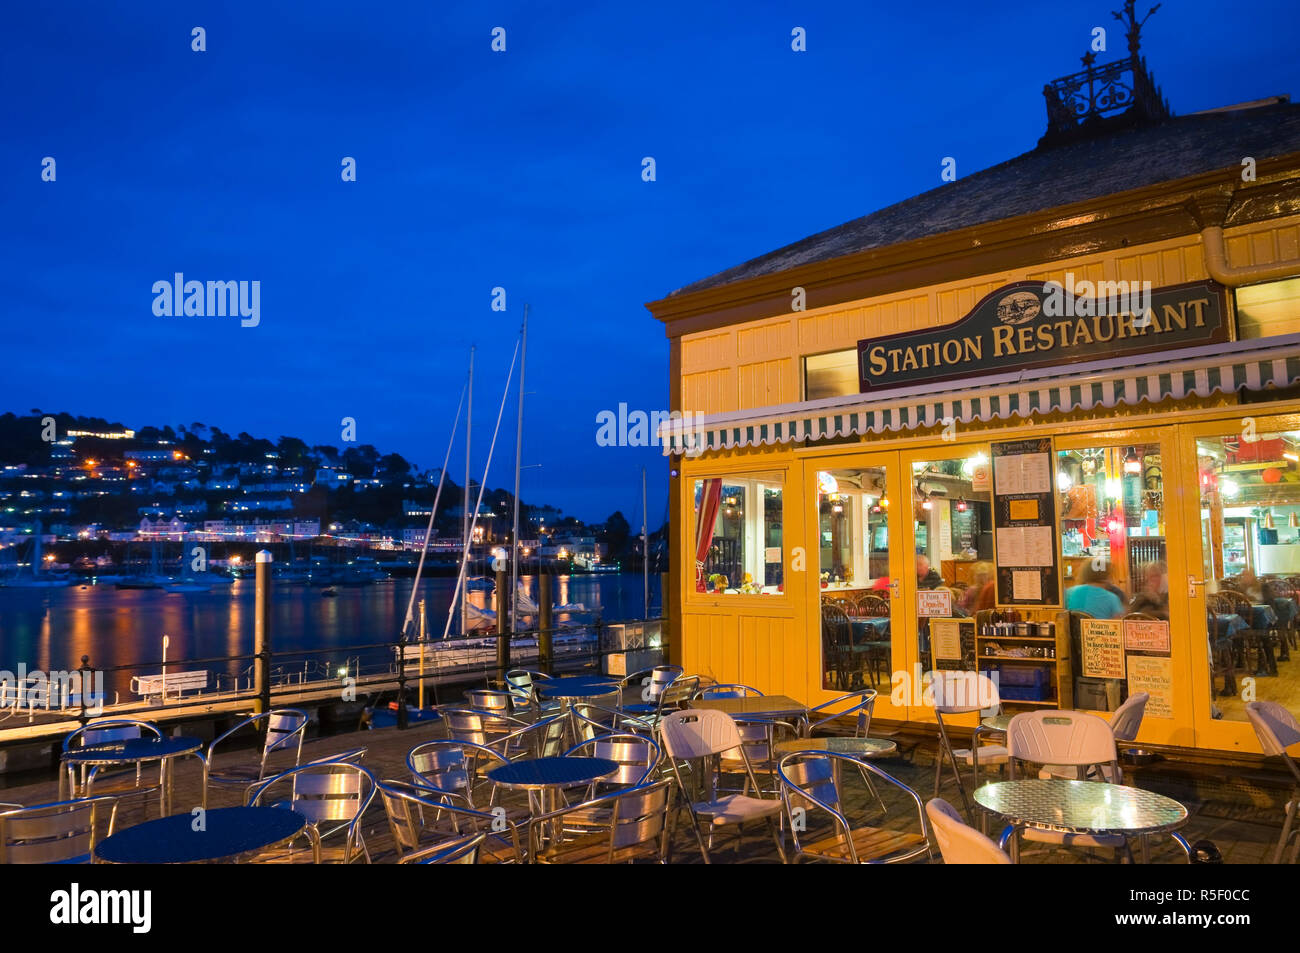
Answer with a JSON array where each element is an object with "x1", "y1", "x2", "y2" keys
[
  {"x1": 442, "y1": 708, "x2": 526, "y2": 746},
  {"x1": 407, "y1": 740, "x2": 506, "y2": 801},
  {"x1": 1108, "y1": 692, "x2": 1149, "y2": 743},
  {"x1": 572, "y1": 703, "x2": 652, "y2": 742},
  {"x1": 263, "y1": 708, "x2": 308, "y2": 756},
  {"x1": 420, "y1": 832, "x2": 485, "y2": 864},
  {"x1": 659, "y1": 709, "x2": 744, "y2": 760},
  {"x1": 565, "y1": 733, "x2": 661, "y2": 788},
  {"x1": 505, "y1": 669, "x2": 547, "y2": 705},
  {"x1": 695, "y1": 683, "x2": 763, "y2": 700},
  {"x1": 464, "y1": 690, "x2": 513, "y2": 720},
  {"x1": 807, "y1": 689, "x2": 876, "y2": 737},
  {"x1": 1006, "y1": 710, "x2": 1116, "y2": 775},
  {"x1": 265, "y1": 763, "x2": 374, "y2": 825},
  {"x1": 930, "y1": 670, "x2": 1000, "y2": 715},
  {"x1": 65, "y1": 718, "x2": 161, "y2": 751},
  {"x1": 779, "y1": 751, "x2": 843, "y2": 816},
  {"x1": 525, "y1": 715, "x2": 569, "y2": 759},
  {"x1": 821, "y1": 603, "x2": 851, "y2": 648},
  {"x1": 0, "y1": 798, "x2": 112, "y2": 864},
  {"x1": 926, "y1": 798, "x2": 1011, "y2": 864},
  {"x1": 657, "y1": 675, "x2": 701, "y2": 714},
  {"x1": 646, "y1": 666, "x2": 683, "y2": 701},
  {"x1": 1247, "y1": 700, "x2": 1300, "y2": 783},
  {"x1": 607, "y1": 780, "x2": 672, "y2": 854}
]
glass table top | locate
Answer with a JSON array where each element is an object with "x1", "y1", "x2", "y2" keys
[
  {"x1": 974, "y1": 779, "x2": 1188, "y2": 835},
  {"x1": 773, "y1": 736, "x2": 897, "y2": 758}
]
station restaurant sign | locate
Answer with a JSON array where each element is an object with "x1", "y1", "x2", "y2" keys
[{"x1": 857, "y1": 278, "x2": 1228, "y2": 393}]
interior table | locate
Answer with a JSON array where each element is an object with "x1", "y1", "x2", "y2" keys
[
  {"x1": 62, "y1": 735, "x2": 203, "y2": 817},
  {"x1": 94, "y1": 806, "x2": 309, "y2": 864},
  {"x1": 975, "y1": 779, "x2": 1190, "y2": 863},
  {"x1": 690, "y1": 695, "x2": 808, "y2": 720}
]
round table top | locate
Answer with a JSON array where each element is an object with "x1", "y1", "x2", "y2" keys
[
  {"x1": 64, "y1": 735, "x2": 203, "y2": 764},
  {"x1": 94, "y1": 806, "x2": 306, "y2": 864},
  {"x1": 974, "y1": 779, "x2": 1188, "y2": 836},
  {"x1": 773, "y1": 736, "x2": 897, "y2": 759},
  {"x1": 537, "y1": 677, "x2": 621, "y2": 699},
  {"x1": 981, "y1": 714, "x2": 1013, "y2": 732},
  {"x1": 489, "y1": 756, "x2": 619, "y2": 790}
]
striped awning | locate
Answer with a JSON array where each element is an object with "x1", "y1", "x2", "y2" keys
[{"x1": 660, "y1": 334, "x2": 1300, "y2": 455}]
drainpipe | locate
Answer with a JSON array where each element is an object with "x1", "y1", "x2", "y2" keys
[{"x1": 1192, "y1": 187, "x2": 1300, "y2": 287}]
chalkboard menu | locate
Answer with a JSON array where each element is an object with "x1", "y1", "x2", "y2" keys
[
  {"x1": 951, "y1": 505, "x2": 979, "y2": 555},
  {"x1": 991, "y1": 437, "x2": 1061, "y2": 606}
]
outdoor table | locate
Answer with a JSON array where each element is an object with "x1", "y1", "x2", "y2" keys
[
  {"x1": 974, "y1": 779, "x2": 1189, "y2": 863},
  {"x1": 94, "y1": 806, "x2": 308, "y2": 864},
  {"x1": 62, "y1": 735, "x2": 203, "y2": 817},
  {"x1": 489, "y1": 756, "x2": 619, "y2": 835},
  {"x1": 980, "y1": 714, "x2": 1014, "y2": 733},
  {"x1": 536, "y1": 676, "x2": 621, "y2": 700},
  {"x1": 690, "y1": 695, "x2": 808, "y2": 720}
]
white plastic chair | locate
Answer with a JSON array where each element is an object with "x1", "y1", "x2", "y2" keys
[
  {"x1": 1246, "y1": 700, "x2": 1300, "y2": 863},
  {"x1": 1005, "y1": 710, "x2": 1128, "y2": 858},
  {"x1": 926, "y1": 797, "x2": 1012, "y2": 864},
  {"x1": 1042, "y1": 692, "x2": 1148, "y2": 782},
  {"x1": 658, "y1": 708, "x2": 786, "y2": 863},
  {"x1": 930, "y1": 671, "x2": 1007, "y2": 818}
]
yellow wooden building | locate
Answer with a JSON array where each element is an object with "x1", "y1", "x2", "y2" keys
[{"x1": 647, "y1": 55, "x2": 1300, "y2": 757}]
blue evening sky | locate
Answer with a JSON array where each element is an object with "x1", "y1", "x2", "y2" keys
[{"x1": 2, "y1": 1, "x2": 1297, "y2": 522}]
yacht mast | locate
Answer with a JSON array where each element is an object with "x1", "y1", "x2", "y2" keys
[
  {"x1": 461, "y1": 347, "x2": 474, "y2": 637},
  {"x1": 510, "y1": 305, "x2": 528, "y2": 631},
  {"x1": 642, "y1": 467, "x2": 649, "y2": 620}
]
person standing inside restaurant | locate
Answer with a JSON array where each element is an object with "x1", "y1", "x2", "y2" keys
[{"x1": 1129, "y1": 561, "x2": 1169, "y2": 619}]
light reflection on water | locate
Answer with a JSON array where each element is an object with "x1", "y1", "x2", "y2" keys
[{"x1": 0, "y1": 574, "x2": 659, "y2": 698}]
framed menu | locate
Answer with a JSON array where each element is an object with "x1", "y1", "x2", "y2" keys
[
  {"x1": 991, "y1": 437, "x2": 1061, "y2": 606},
  {"x1": 1080, "y1": 619, "x2": 1125, "y2": 679}
]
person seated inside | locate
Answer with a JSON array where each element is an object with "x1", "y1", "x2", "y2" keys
[
  {"x1": 960, "y1": 562, "x2": 995, "y2": 612},
  {"x1": 1065, "y1": 562, "x2": 1125, "y2": 619},
  {"x1": 916, "y1": 554, "x2": 943, "y2": 590},
  {"x1": 1129, "y1": 561, "x2": 1169, "y2": 619}
]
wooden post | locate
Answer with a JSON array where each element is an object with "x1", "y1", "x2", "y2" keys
[
  {"x1": 495, "y1": 566, "x2": 509, "y2": 681},
  {"x1": 254, "y1": 549, "x2": 272, "y2": 715},
  {"x1": 539, "y1": 572, "x2": 554, "y2": 675},
  {"x1": 418, "y1": 598, "x2": 426, "y2": 711}
]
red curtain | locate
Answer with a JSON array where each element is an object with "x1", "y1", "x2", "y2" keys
[{"x1": 694, "y1": 479, "x2": 723, "y2": 591}]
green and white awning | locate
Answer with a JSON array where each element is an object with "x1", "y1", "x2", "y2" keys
[{"x1": 660, "y1": 335, "x2": 1300, "y2": 455}]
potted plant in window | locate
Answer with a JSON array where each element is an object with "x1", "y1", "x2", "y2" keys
[{"x1": 708, "y1": 573, "x2": 729, "y2": 594}]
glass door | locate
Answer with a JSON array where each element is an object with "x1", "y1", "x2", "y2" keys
[
  {"x1": 807, "y1": 453, "x2": 910, "y2": 721},
  {"x1": 1178, "y1": 413, "x2": 1300, "y2": 752}
]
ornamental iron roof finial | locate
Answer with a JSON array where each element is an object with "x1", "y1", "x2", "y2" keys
[{"x1": 1113, "y1": 0, "x2": 1161, "y2": 60}]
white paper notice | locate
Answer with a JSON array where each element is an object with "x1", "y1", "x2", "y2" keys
[
  {"x1": 996, "y1": 527, "x2": 1024, "y2": 566},
  {"x1": 1011, "y1": 570, "x2": 1042, "y2": 600},
  {"x1": 994, "y1": 452, "x2": 1052, "y2": 495},
  {"x1": 1022, "y1": 525, "x2": 1054, "y2": 566}
]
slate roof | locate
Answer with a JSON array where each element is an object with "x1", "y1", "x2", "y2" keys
[{"x1": 670, "y1": 99, "x2": 1300, "y2": 297}]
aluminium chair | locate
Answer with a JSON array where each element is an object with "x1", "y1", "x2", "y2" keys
[
  {"x1": 407, "y1": 739, "x2": 510, "y2": 809},
  {"x1": 201, "y1": 708, "x2": 308, "y2": 808},
  {"x1": 377, "y1": 779, "x2": 523, "y2": 863},
  {"x1": 777, "y1": 751, "x2": 931, "y2": 864},
  {"x1": 247, "y1": 759, "x2": 376, "y2": 863},
  {"x1": 527, "y1": 779, "x2": 674, "y2": 864},
  {"x1": 0, "y1": 796, "x2": 119, "y2": 864},
  {"x1": 60, "y1": 719, "x2": 164, "y2": 822},
  {"x1": 926, "y1": 797, "x2": 1012, "y2": 864}
]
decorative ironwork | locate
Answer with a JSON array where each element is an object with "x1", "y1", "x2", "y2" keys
[{"x1": 1039, "y1": 2, "x2": 1170, "y2": 146}]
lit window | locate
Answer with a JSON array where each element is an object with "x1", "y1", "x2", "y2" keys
[{"x1": 692, "y1": 473, "x2": 783, "y2": 594}]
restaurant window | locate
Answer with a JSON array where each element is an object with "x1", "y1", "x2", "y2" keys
[
  {"x1": 910, "y1": 452, "x2": 992, "y2": 674},
  {"x1": 1196, "y1": 425, "x2": 1300, "y2": 725},
  {"x1": 1057, "y1": 443, "x2": 1165, "y2": 714},
  {"x1": 1235, "y1": 278, "x2": 1300, "y2": 340},
  {"x1": 803, "y1": 349, "x2": 858, "y2": 401},
  {"x1": 692, "y1": 473, "x2": 783, "y2": 594},
  {"x1": 816, "y1": 466, "x2": 891, "y2": 691}
]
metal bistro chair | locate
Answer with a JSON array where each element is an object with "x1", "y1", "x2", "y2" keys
[
  {"x1": 1005, "y1": 710, "x2": 1129, "y2": 862},
  {"x1": 564, "y1": 733, "x2": 662, "y2": 798},
  {"x1": 505, "y1": 669, "x2": 557, "y2": 715},
  {"x1": 407, "y1": 739, "x2": 509, "y2": 808},
  {"x1": 1246, "y1": 701, "x2": 1300, "y2": 864},
  {"x1": 777, "y1": 751, "x2": 931, "y2": 864},
  {"x1": 822, "y1": 603, "x2": 867, "y2": 691},
  {"x1": 377, "y1": 780, "x2": 523, "y2": 864},
  {"x1": 0, "y1": 797, "x2": 119, "y2": 864},
  {"x1": 247, "y1": 759, "x2": 376, "y2": 863},
  {"x1": 620, "y1": 665, "x2": 683, "y2": 716},
  {"x1": 659, "y1": 708, "x2": 787, "y2": 863},
  {"x1": 201, "y1": 709, "x2": 309, "y2": 808},
  {"x1": 695, "y1": 683, "x2": 764, "y2": 700},
  {"x1": 60, "y1": 719, "x2": 164, "y2": 821},
  {"x1": 930, "y1": 671, "x2": 1007, "y2": 819},
  {"x1": 926, "y1": 797, "x2": 1012, "y2": 865},
  {"x1": 801, "y1": 688, "x2": 877, "y2": 738},
  {"x1": 465, "y1": 688, "x2": 522, "y2": 723},
  {"x1": 572, "y1": 702, "x2": 655, "y2": 742},
  {"x1": 418, "y1": 831, "x2": 489, "y2": 864},
  {"x1": 441, "y1": 707, "x2": 536, "y2": 759},
  {"x1": 528, "y1": 779, "x2": 674, "y2": 864}
]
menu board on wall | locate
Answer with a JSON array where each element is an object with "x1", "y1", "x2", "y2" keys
[
  {"x1": 991, "y1": 438, "x2": 1061, "y2": 606},
  {"x1": 1080, "y1": 619, "x2": 1125, "y2": 679},
  {"x1": 1127, "y1": 655, "x2": 1174, "y2": 718},
  {"x1": 930, "y1": 618, "x2": 964, "y2": 661},
  {"x1": 1124, "y1": 618, "x2": 1171, "y2": 654}
]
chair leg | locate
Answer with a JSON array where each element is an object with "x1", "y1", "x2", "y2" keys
[
  {"x1": 1276, "y1": 797, "x2": 1299, "y2": 865},
  {"x1": 934, "y1": 718, "x2": 972, "y2": 819}
]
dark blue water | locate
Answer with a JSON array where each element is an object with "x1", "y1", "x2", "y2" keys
[{"x1": 0, "y1": 574, "x2": 661, "y2": 699}]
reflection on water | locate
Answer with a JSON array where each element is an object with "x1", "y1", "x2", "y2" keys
[{"x1": 0, "y1": 575, "x2": 660, "y2": 699}]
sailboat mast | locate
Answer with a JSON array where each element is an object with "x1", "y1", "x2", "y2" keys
[
  {"x1": 510, "y1": 305, "x2": 528, "y2": 631},
  {"x1": 642, "y1": 467, "x2": 649, "y2": 621},
  {"x1": 462, "y1": 347, "x2": 474, "y2": 637}
]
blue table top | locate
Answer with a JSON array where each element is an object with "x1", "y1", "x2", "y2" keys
[
  {"x1": 64, "y1": 735, "x2": 203, "y2": 764},
  {"x1": 850, "y1": 617, "x2": 891, "y2": 633},
  {"x1": 94, "y1": 806, "x2": 306, "y2": 863},
  {"x1": 537, "y1": 676, "x2": 620, "y2": 699},
  {"x1": 489, "y1": 756, "x2": 619, "y2": 789}
]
